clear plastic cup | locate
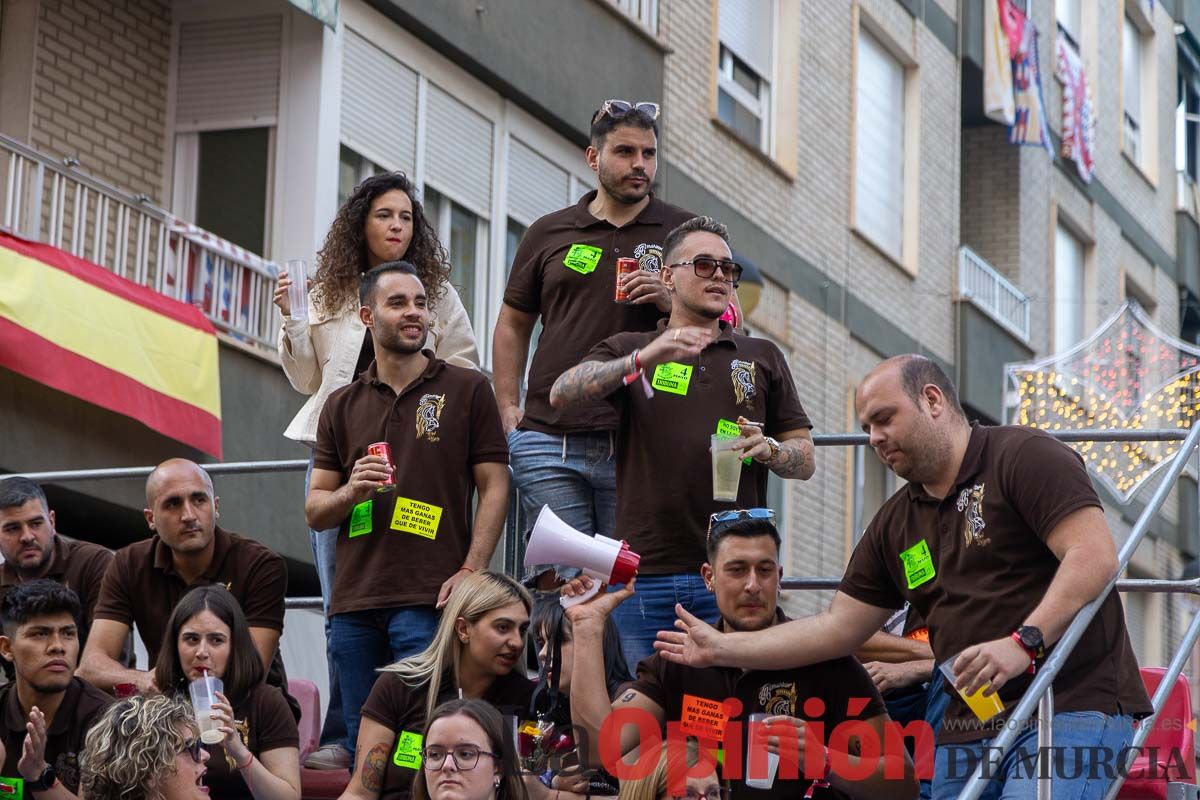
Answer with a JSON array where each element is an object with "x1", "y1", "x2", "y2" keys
[
  {"x1": 938, "y1": 654, "x2": 1004, "y2": 722},
  {"x1": 188, "y1": 673, "x2": 225, "y2": 744},
  {"x1": 711, "y1": 435, "x2": 743, "y2": 501},
  {"x1": 285, "y1": 259, "x2": 309, "y2": 321},
  {"x1": 745, "y1": 713, "x2": 780, "y2": 789}
]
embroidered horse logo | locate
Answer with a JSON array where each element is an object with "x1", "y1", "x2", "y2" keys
[
  {"x1": 731, "y1": 359, "x2": 757, "y2": 407},
  {"x1": 955, "y1": 483, "x2": 991, "y2": 548},
  {"x1": 416, "y1": 394, "x2": 446, "y2": 442}
]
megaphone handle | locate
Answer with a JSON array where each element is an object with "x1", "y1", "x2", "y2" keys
[{"x1": 558, "y1": 579, "x2": 604, "y2": 609}]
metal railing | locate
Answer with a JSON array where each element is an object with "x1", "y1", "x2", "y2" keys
[
  {"x1": 958, "y1": 245, "x2": 1032, "y2": 343},
  {"x1": 0, "y1": 134, "x2": 281, "y2": 351},
  {"x1": 604, "y1": 0, "x2": 658, "y2": 35}
]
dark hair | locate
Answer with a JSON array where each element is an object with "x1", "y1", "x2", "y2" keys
[
  {"x1": 589, "y1": 108, "x2": 658, "y2": 147},
  {"x1": 662, "y1": 216, "x2": 730, "y2": 267},
  {"x1": 0, "y1": 477, "x2": 48, "y2": 513},
  {"x1": 155, "y1": 585, "x2": 264, "y2": 704},
  {"x1": 898, "y1": 355, "x2": 965, "y2": 418},
  {"x1": 359, "y1": 260, "x2": 424, "y2": 308},
  {"x1": 412, "y1": 699, "x2": 528, "y2": 800},
  {"x1": 312, "y1": 172, "x2": 449, "y2": 316},
  {"x1": 531, "y1": 595, "x2": 631, "y2": 701},
  {"x1": 1, "y1": 579, "x2": 81, "y2": 636},
  {"x1": 705, "y1": 518, "x2": 781, "y2": 563}
]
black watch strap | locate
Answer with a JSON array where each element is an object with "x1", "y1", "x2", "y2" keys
[{"x1": 29, "y1": 763, "x2": 56, "y2": 792}]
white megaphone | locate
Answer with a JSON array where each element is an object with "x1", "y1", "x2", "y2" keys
[{"x1": 524, "y1": 505, "x2": 641, "y2": 608}]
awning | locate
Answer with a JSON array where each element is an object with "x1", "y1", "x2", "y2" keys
[
  {"x1": 287, "y1": 0, "x2": 337, "y2": 28},
  {"x1": 0, "y1": 232, "x2": 223, "y2": 457}
]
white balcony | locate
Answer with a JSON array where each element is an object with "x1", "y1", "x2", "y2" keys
[
  {"x1": 603, "y1": 0, "x2": 658, "y2": 35},
  {"x1": 958, "y1": 245, "x2": 1031, "y2": 344}
]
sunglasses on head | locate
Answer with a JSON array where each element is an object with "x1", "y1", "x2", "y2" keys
[
  {"x1": 708, "y1": 508, "x2": 776, "y2": 540},
  {"x1": 593, "y1": 99, "x2": 661, "y2": 125}
]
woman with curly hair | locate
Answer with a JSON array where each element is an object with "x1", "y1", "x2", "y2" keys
[
  {"x1": 275, "y1": 171, "x2": 479, "y2": 770},
  {"x1": 80, "y1": 693, "x2": 210, "y2": 800}
]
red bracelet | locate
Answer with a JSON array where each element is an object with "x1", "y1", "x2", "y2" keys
[
  {"x1": 235, "y1": 751, "x2": 254, "y2": 771},
  {"x1": 1010, "y1": 632, "x2": 1037, "y2": 674}
]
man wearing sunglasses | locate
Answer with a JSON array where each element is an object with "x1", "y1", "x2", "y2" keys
[
  {"x1": 562, "y1": 510, "x2": 916, "y2": 800},
  {"x1": 494, "y1": 100, "x2": 699, "y2": 591},
  {"x1": 549, "y1": 216, "x2": 815, "y2": 671}
]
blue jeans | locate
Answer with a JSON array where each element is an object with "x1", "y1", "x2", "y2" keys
[
  {"x1": 932, "y1": 711, "x2": 1134, "y2": 800},
  {"x1": 508, "y1": 429, "x2": 617, "y2": 582},
  {"x1": 885, "y1": 673, "x2": 951, "y2": 800},
  {"x1": 608, "y1": 573, "x2": 721, "y2": 675},
  {"x1": 330, "y1": 606, "x2": 439, "y2": 760},
  {"x1": 305, "y1": 451, "x2": 346, "y2": 749}
]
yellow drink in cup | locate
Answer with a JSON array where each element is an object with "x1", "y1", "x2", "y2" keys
[{"x1": 939, "y1": 655, "x2": 1005, "y2": 722}]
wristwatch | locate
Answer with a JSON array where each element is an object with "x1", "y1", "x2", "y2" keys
[
  {"x1": 761, "y1": 436, "x2": 782, "y2": 465},
  {"x1": 28, "y1": 763, "x2": 56, "y2": 792},
  {"x1": 1012, "y1": 626, "x2": 1045, "y2": 673}
]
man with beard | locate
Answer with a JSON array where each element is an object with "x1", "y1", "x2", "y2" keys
[
  {"x1": 654, "y1": 356, "x2": 1150, "y2": 799},
  {"x1": 0, "y1": 479, "x2": 112, "y2": 661},
  {"x1": 492, "y1": 101, "x2": 697, "y2": 591},
  {"x1": 0, "y1": 580, "x2": 111, "y2": 799},
  {"x1": 563, "y1": 512, "x2": 914, "y2": 800},
  {"x1": 550, "y1": 217, "x2": 815, "y2": 670},
  {"x1": 80, "y1": 458, "x2": 293, "y2": 718},
  {"x1": 306, "y1": 261, "x2": 509, "y2": 759}
]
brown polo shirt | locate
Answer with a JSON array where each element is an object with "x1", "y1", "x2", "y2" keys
[
  {"x1": 92, "y1": 526, "x2": 292, "y2": 705},
  {"x1": 199, "y1": 683, "x2": 299, "y2": 800},
  {"x1": 360, "y1": 670, "x2": 534, "y2": 800},
  {"x1": 0, "y1": 677, "x2": 112, "y2": 792},
  {"x1": 840, "y1": 424, "x2": 1151, "y2": 744},
  {"x1": 503, "y1": 191, "x2": 695, "y2": 435},
  {"x1": 586, "y1": 321, "x2": 811, "y2": 574},
  {"x1": 313, "y1": 358, "x2": 508, "y2": 614},
  {"x1": 0, "y1": 534, "x2": 112, "y2": 638},
  {"x1": 630, "y1": 612, "x2": 886, "y2": 800}
]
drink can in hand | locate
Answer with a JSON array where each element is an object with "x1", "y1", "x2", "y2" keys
[
  {"x1": 368, "y1": 442, "x2": 396, "y2": 491},
  {"x1": 614, "y1": 258, "x2": 639, "y2": 303}
]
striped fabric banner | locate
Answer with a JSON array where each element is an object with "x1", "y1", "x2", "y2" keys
[{"x1": 0, "y1": 232, "x2": 222, "y2": 456}]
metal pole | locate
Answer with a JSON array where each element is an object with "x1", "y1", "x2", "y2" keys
[
  {"x1": 778, "y1": 577, "x2": 1200, "y2": 595},
  {"x1": 955, "y1": 419, "x2": 1200, "y2": 800},
  {"x1": 1037, "y1": 689, "x2": 1053, "y2": 800},
  {"x1": 809, "y1": 430, "x2": 1187, "y2": 447},
  {"x1": 12, "y1": 459, "x2": 309, "y2": 482}
]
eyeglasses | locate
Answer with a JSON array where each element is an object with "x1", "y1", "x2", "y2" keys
[
  {"x1": 671, "y1": 788, "x2": 728, "y2": 800},
  {"x1": 594, "y1": 99, "x2": 661, "y2": 124},
  {"x1": 182, "y1": 738, "x2": 205, "y2": 764},
  {"x1": 421, "y1": 745, "x2": 499, "y2": 771},
  {"x1": 708, "y1": 508, "x2": 776, "y2": 540},
  {"x1": 668, "y1": 257, "x2": 743, "y2": 284}
]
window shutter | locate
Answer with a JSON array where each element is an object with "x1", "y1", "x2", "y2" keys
[
  {"x1": 854, "y1": 30, "x2": 905, "y2": 258},
  {"x1": 424, "y1": 83, "x2": 493, "y2": 217},
  {"x1": 718, "y1": 0, "x2": 772, "y2": 78},
  {"x1": 340, "y1": 29, "x2": 419, "y2": 172},
  {"x1": 176, "y1": 16, "x2": 282, "y2": 130},
  {"x1": 506, "y1": 138, "x2": 570, "y2": 226}
]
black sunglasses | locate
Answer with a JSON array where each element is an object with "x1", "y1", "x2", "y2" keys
[
  {"x1": 593, "y1": 99, "x2": 661, "y2": 124},
  {"x1": 708, "y1": 508, "x2": 776, "y2": 541},
  {"x1": 182, "y1": 737, "x2": 205, "y2": 764},
  {"x1": 669, "y1": 257, "x2": 743, "y2": 284}
]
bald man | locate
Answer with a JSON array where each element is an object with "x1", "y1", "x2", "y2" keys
[{"x1": 79, "y1": 459, "x2": 292, "y2": 708}]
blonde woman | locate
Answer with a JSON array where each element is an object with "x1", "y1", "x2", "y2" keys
[
  {"x1": 617, "y1": 739, "x2": 722, "y2": 800},
  {"x1": 80, "y1": 694, "x2": 211, "y2": 800}
]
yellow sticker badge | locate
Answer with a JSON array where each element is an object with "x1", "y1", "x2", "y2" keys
[
  {"x1": 899, "y1": 539, "x2": 936, "y2": 589},
  {"x1": 390, "y1": 497, "x2": 444, "y2": 539},
  {"x1": 393, "y1": 731, "x2": 423, "y2": 769}
]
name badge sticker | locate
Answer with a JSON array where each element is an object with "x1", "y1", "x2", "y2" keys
[
  {"x1": 679, "y1": 694, "x2": 729, "y2": 742},
  {"x1": 390, "y1": 497, "x2": 444, "y2": 539},
  {"x1": 651, "y1": 362, "x2": 693, "y2": 395},
  {"x1": 899, "y1": 539, "x2": 936, "y2": 589},
  {"x1": 348, "y1": 500, "x2": 373, "y2": 538},
  {"x1": 716, "y1": 419, "x2": 752, "y2": 466},
  {"x1": 563, "y1": 244, "x2": 603, "y2": 275},
  {"x1": 393, "y1": 731, "x2": 423, "y2": 769}
]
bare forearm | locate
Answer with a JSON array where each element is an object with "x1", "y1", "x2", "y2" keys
[
  {"x1": 240, "y1": 756, "x2": 300, "y2": 800},
  {"x1": 1025, "y1": 548, "x2": 1116, "y2": 645},
  {"x1": 465, "y1": 485, "x2": 507, "y2": 569},
  {"x1": 569, "y1": 622, "x2": 619, "y2": 766},
  {"x1": 855, "y1": 632, "x2": 933, "y2": 664},
  {"x1": 769, "y1": 437, "x2": 816, "y2": 480},
  {"x1": 492, "y1": 316, "x2": 533, "y2": 409},
  {"x1": 550, "y1": 357, "x2": 632, "y2": 409},
  {"x1": 77, "y1": 652, "x2": 150, "y2": 692},
  {"x1": 305, "y1": 486, "x2": 357, "y2": 532},
  {"x1": 716, "y1": 612, "x2": 857, "y2": 670}
]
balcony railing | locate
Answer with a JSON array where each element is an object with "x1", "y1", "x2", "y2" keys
[
  {"x1": 0, "y1": 134, "x2": 281, "y2": 352},
  {"x1": 958, "y1": 245, "x2": 1031, "y2": 343},
  {"x1": 604, "y1": 0, "x2": 658, "y2": 35}
]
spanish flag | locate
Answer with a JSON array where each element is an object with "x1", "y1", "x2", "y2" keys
[{"x1": 0, "y1": 232, "x2": 222, "y2": 456}]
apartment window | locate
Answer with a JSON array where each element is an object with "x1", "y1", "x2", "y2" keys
[
  {"x1": 852, "y1": 444, "x2": 896, "y2": 544},
  {"x1": 1056, "y1": 0, "x2": 1082, "y2": 47},
  {"x1": 338, "y1": 146, "x2": 384, "y2": 209},
  {"x1": 1054, "y1": 224, "x2": 1086, "y2": 352},
  {"x1": 1177, "y1": 59, "x2": 1200, "y2": 182},
  {"x1": 717, "y1": 0, "x2": 774, "y2": 152},
  {"x1": 425, "y1": 186, "x2": 486, "y2": 326},
  {"x1": 855, "y1": 29, "x2": 906, "y2": 261},
  {"x1": 505, "y1": 219, "x2": 527, "y2": 273},
  {"x1": 1124, "y1": 17, "x2": 1144, "y2": 165},
  {"x1": 194, "y1": 128, "x2": 270, "y2": 254}
]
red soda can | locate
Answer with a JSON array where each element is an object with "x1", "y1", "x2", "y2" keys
[
  {"x1": 614, "y1": 257, "x2": 639, "y2": 303},
  {"x1": 367, "y1": 442, "x2": 395, "y2": 491}
]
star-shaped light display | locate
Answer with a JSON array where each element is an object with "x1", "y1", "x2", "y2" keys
[{"x1": 1005, "y1": 302, "x2": 1199, "y2": 502}]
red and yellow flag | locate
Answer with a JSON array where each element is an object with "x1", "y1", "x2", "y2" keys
[{"x1": 0, "y1": 232, "x2": 222, "y2": 456}]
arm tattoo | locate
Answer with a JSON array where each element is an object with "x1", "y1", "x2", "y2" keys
[
  {"x1": 360, "y1": 743, "x2": 389, "y2": 792},
  {"x1": 770, "y1": 438, "x2": 815, "y2": 479},
  {"x1": 550, "y1": 357, "x2": 634, "y2": 407},
  {"x1": 619, "y1": 690, "x2": 637, "y2": 703}
]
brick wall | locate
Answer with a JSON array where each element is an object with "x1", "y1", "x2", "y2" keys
[{"x1": 30, "y1": 0, "x2": 170, "y2": 202}]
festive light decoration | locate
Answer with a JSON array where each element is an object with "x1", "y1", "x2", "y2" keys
[{"x1": 1005, "y1": 302, "x2": 1199, "y2": 502}]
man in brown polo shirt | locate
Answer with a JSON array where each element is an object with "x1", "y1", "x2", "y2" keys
[
  {"x1": 550, "y1": 216, "x2": 815, "y2": 670},
  {"x1": 307, "y1": 260, "x2": 508, "y2": 759},
  {"x1": 0, "y1": 478, "x2": 112, "y2": 660},
  {"x1": 493, "y1": 101, "x2": 697, "y2": 589},
  {"x1": 79, "y1": 458, "x2": 290, "y2": 709},
  {"x1": 0, "y1": 580, "x2": 111, "y2": 797},
  {"x1": 654, "y1": 356, "x2": 1150, "y2": 799}
]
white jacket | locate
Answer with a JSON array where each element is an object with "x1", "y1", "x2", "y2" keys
[{"x1": 278, "y1": 283, "x2": 480, "y2": 444}]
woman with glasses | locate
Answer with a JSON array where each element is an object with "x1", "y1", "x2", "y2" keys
[
  {"x1": 339, "y1": 571, "x2": 542, "y2": 800},
  {"x1": 411, "y1": 699, "x2": 527, "y2": 800},
  {"x1": 616, "y1": 739, "x2": 723, "y2": 800},
  {"x1": 155, "y1": 586, "x2": 301, "y2": 800},
  {"x1": 276, "y1": 171, "x2": 479, "y2": 769},
  {"x1": 80, "y1": 694, "x2": 211, "y2": 800}
]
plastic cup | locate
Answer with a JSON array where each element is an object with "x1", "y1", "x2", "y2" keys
[
  {"x1": 938, "y1": 654, "x2": 1004, "y2": 722},
  {"x1": 285, "y1": 259, "x2": 309, "y2": 321},
  {"x1": 188, "y1": 674, "x2": 225, "y2": 744},
  {"x1": 711, "y1": 435, "x2": 743, "y2": 501},
  {"x1": 745, "y1": 713, "x2": 780, "y2": 789}
]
